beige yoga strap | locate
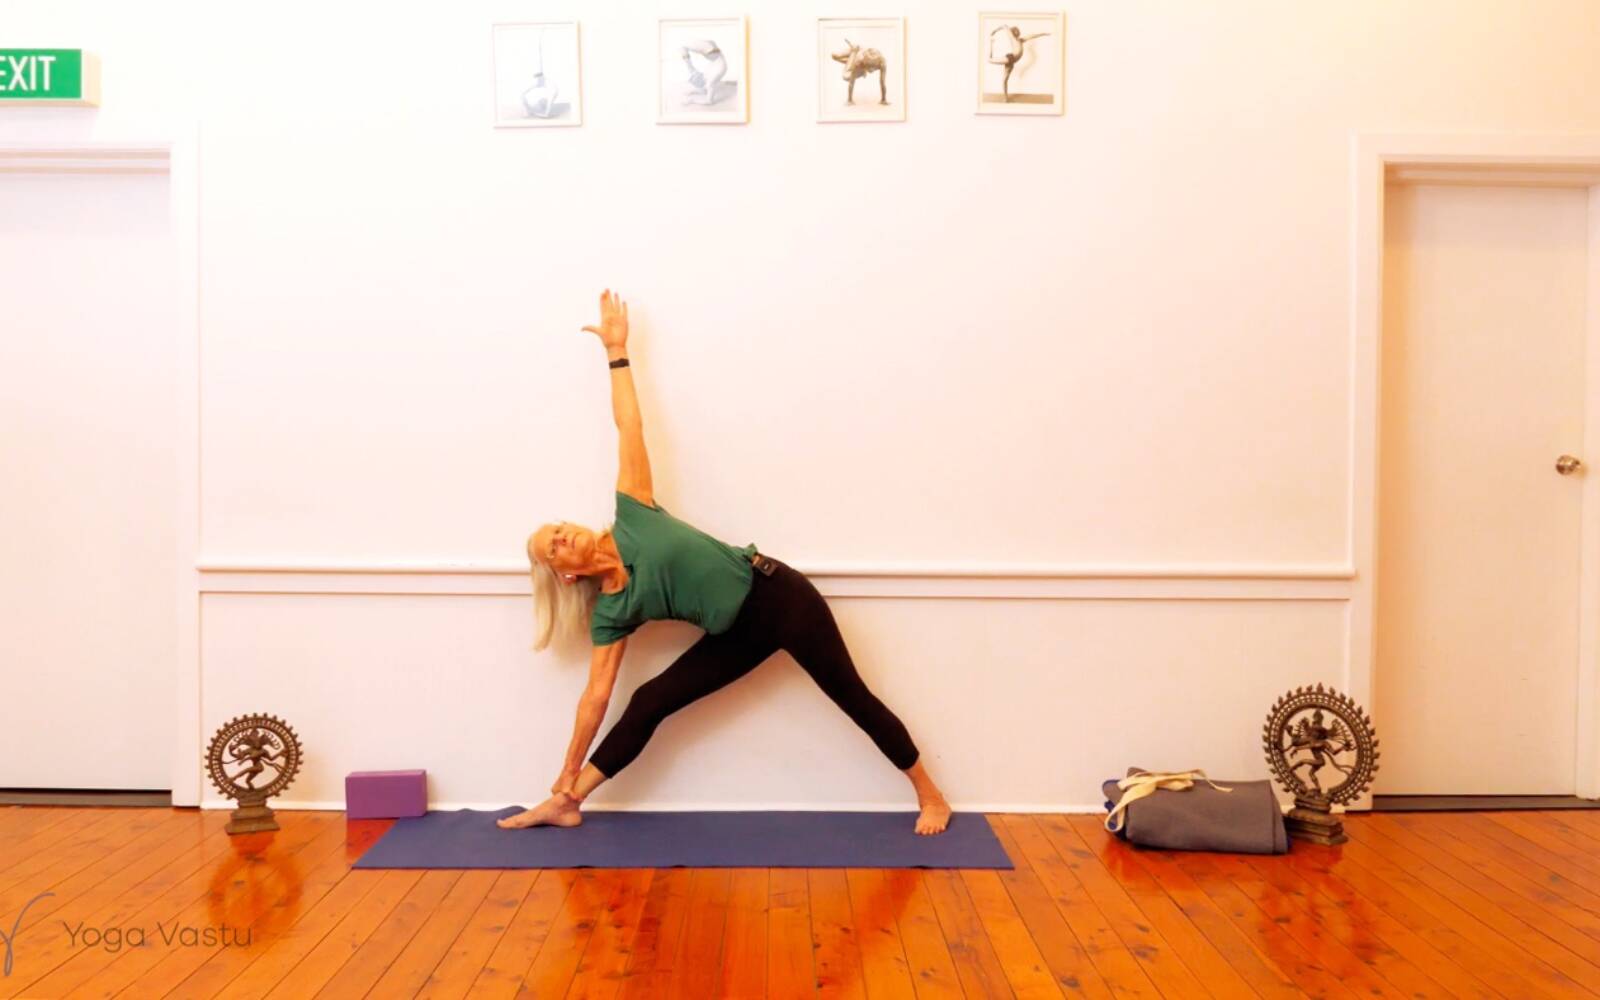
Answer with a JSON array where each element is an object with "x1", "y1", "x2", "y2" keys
[{"x1": 1103, "y1": 769, "x2": 1233, "y2": 833}]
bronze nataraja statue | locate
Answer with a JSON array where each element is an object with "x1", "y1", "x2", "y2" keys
[
  {"x1": 1263, "y1": 685, "x2": 1379, "y2": 845},
  {"x1": 207, "y1": 713, "x2": 302, "y2": 834}
]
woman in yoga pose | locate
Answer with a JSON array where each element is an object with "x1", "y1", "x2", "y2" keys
[{"x1": 500, "y1": 290, "x2": 952, "y2": 835}]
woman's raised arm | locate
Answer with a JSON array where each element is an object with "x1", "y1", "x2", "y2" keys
[{"x1": 582, "y1": 289, "x2": 654, "y2": 504}]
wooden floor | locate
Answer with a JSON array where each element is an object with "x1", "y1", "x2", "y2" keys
[{"x1": 3, "y1": 808, "x2": 1600, "y2": 998}]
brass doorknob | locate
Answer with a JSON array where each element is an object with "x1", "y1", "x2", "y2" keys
[{"x1": 1556, "y1": 455, "x2": 1583, "y2": 475}]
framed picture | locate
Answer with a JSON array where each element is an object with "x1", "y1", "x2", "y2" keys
[
  {"x1": 817, "y1": 17, "x2": 906, "y2": 123},
  {"x1": 658, "y1": 17, "x2": 749, "y2": 124},
  {"x1": 492, "y1": 21, "x2": 582, "y2": 127},
  {"x1": 977, "y1": 11, "x2": 1064, "y2": 115}
]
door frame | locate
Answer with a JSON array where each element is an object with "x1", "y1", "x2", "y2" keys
[
  {"x1": 0, "y1": 132, "x2": 202, "y2": 805},
  {"x1": 1350, "y1": 133, "x2": 1600, "y2": 801}
]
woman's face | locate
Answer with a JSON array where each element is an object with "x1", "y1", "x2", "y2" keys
[{"x1": 531, "y1": 521, "x2": 595, "y2": 579}]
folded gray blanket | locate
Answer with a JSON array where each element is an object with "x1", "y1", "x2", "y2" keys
[{"x1": 1101, "y1": 766, "x2": 1288, "y2": 854}]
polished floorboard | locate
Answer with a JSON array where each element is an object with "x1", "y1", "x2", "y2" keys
[{"x1": 2, "y1": 805, "x2": 1599, "y2": 997}]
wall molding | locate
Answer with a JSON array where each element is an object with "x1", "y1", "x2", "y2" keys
[
  {"x1": 0, "y1": 144, "x2": 171, "y2": 173},
  {"x1": 195, "y1": 559, "x2": 1356, "y2": 601}
]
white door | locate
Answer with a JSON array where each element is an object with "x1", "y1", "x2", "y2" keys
[
  {"x1": 1376, "y1": 181, "x2": 1591, "y2": 795},
  {"x1": 0, "y1": 171, "x2": 177, "y2": 790}
]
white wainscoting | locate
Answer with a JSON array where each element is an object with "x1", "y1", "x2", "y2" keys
[{"x1": 192, "y1": 560, "x2": 1352, "y2": 814}]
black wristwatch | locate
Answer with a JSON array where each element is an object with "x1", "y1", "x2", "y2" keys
[{"x1": 609, "y1": 357, "x2": 629, "y2": 369}]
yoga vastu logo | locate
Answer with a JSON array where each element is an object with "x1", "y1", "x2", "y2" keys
[
  {"x1": 0, "y1": 891, "x2": 54, "y2": 977},
  {"x1": 60, "y1": 921, "x2": 253, "y2": 953},
  {"x1": 0, "y1": 889, "x2": 255, "y2": 976}
]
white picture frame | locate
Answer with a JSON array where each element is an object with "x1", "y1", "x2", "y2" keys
[
  {"x1": 977, "y1": 11, "x2": 1064, "y2": 115},
  {"x1": 492, "y1": 21, "x2": 583, "y2": 128},
  {"x1": 658, "y1": 16, "x2": 750, "y2": 124},
  {"x1": 817, "y1": 17, "x2": 906, "y2": 123}
]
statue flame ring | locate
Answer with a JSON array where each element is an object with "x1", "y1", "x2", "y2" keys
[
  {"x1": 1261, "y1": 684, "x2": 1379, "y2": 805},
  {"x1": 206, "y1": 713, "x2": 302, "y2": 801}
]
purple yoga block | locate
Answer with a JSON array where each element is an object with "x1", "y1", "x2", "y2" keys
[{"x1": 345, "y1": 769, "x2": 427, "y2": 819}]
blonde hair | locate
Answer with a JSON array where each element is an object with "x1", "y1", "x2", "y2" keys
[{"x1": 526, "y1": 523, "x2": 610, "y2": 652}]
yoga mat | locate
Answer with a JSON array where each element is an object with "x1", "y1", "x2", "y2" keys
[{"x1": 353, "y1": 808, "x2": 1014, "y2": 869}]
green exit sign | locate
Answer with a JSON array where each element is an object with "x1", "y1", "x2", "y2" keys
[{"x1": 0, "y1": 49, "x2": 100, "y2": 106}]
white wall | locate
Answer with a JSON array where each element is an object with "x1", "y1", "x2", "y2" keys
[{"x1": 5, "y1": 1, "x2": 1600, "y2": 809}]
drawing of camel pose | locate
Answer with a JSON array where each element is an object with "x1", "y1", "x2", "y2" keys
[
  {"x1": 831, "y1": 39, "x2": 889, "y2": 105},
  {"x1": 679, "y1": 39, "x2": 728, "y2": 105},
  {"x1": 987, "y1": 24, "x2": 1049, "y2": 101}
]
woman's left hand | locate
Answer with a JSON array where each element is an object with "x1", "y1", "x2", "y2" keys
[
  {"x1": 551, "y1": 769, "x2": 580, "y2": 798},
  {"x1": 581, "y1": 289, "x2": 629, "y2": 350}
]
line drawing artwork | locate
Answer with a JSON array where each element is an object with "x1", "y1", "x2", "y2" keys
[
  {"x1": 977, "y1": 11, "x2": 1065, "y2": 115},
  {"x1": 817, "y1": 17, "x2": 906, "y2": 123},
  {"x1": 492, "y1": 21, "x2": 581, "y2": 128},
  {"x1": 832, "y1": 39, "x2": 888, "y2": 105},
  {"x1": 659, "y1": 17, "x2": 749, "y2": 124},
  {"x1": 679, "y1": 39, "x2": 731, "y2": 106},
  {"x1": 522, "y1": 29, "x2": 560, "y2": 118},
  {"x1": 987, "y1": 24, "x2": 1048, "y2": 102}
]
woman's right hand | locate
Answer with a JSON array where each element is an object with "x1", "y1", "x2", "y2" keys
[
  {"x1": 551, "y1": 768, "x2": 580, "y2": 798},
  {"x1": 581, "y1": 289, "x2": 629, "y2": 349}
]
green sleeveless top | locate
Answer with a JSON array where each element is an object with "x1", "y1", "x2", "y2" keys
[{"x1": 589, "y1": 491, "x2": 760, "y2": 645}]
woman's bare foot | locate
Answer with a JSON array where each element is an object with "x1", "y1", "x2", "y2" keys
[
  {"x1": 902, "y1": 758, "x2": 952, "y2": 835},
  {"x1": 915, "y1": 795, "x2": 952, "y2": 835},
  {"x1": 496, "y1": 792, "x2": 583, "y2": 830}
]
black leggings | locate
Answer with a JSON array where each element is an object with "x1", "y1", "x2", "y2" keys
[{"x1": 588, "y1": 556, "x2": 920, "y2": 777}]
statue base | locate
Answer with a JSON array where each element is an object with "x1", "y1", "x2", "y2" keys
[
  {"x1": 1284, "y1": 795, "x2": 1346, "y2": 846},
  {"x1": 226, "y1": 798, "x2": 280, "y2": 835}
]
